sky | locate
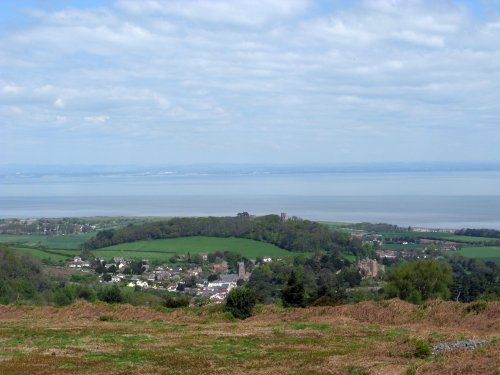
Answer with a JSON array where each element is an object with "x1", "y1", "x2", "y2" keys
[{"x1": 1, "y1": 0, "x2": 500, "y2": 166}]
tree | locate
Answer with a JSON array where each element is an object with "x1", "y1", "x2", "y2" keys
[
  {"x1": 385, "y1": 260, "x2": 452, "y2": 304},
  {"x1": 207, "y1": 274, "x2": 218, "y2": 282},
  {"x1": 224, "y1": 287, "x2": 257, "y2": 319},
  {"x1": 281, "y1": 270, "x2": 306, "y2": 307}
]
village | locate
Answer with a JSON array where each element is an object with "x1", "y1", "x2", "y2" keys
[{"x1": 68, "y1": 253, "x2": 275, "y2": 303}]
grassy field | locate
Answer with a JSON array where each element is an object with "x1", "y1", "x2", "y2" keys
[
  {"x1": 9, "y1": 247, "x2": 79, "y2": 262},
  {"x1": 0, "y1": 300, "x2": 498, "y2": 374},
  {"x1": 383, "y1": 243, "x2": 427, "y2": 250},
  {"x1": 382, "y1": 231, "x2": 500, "y2": 244},
  {"x1": 457, "y1": 246, "x2": 500, "y2": 262},
  {"x1": 97, "y1": 236, "x2": 303, "y2": 261},
  {"x1": 0, "y1": 233, "x2": 93, "y2": 249}
]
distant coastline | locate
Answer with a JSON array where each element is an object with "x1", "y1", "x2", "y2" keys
[{"x1": 1, "y1": 165, "x2": 500, "y2": 229}]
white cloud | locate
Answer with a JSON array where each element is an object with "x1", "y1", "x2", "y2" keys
[
  {"x1": 1, "y1": 83, "x2": 23, "y2": 94},
  {"x1": 117, "y1": 0, "x2": 310, "y2": 26},
  {"x1": 53, "y1": 98, "x2": 65, "y2": 108},
  {"x1": 1, "y1": 0, "x2": 500, "y2": 164},
  {"x1": 84, "y1": 115, "x2": 109, "y2": 124},
  {"x1": 393, "y1": 30, "x2": 445, "y2": 47}
]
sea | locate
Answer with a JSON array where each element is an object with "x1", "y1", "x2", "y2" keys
[{"x1": 1, "y1": 164, "x2": 500, "y2": 229}]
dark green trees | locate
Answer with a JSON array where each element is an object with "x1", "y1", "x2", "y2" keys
[
  {"x1": 281, "y1": 271, "x2": 306, "y2": 307},
  {"x1": 224, "y1": 287, "x2": 257, "y2": 319},
  {"x1": 385, "y1": 260, "x2": 452, "y2": 304}
]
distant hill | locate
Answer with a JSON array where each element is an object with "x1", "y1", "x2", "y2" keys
[{"x1": 83, "y1": 214, "x2": 350, "y2": 255}]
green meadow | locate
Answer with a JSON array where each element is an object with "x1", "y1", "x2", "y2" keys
[
  {"x1": 9, "y1": 247, "x2": 79, "y2": 262},
  {"x1": 382, "y1": 231, "x2": 499, "y2": 244},
  {"x1": 457, "y1": 246, "x2": 500, "y2": 262},
  {"x1": 0, "y1": 233, "x2": 93, "y2": 249},
  {"x1": 97, "y1": 236, "x2": 302, "y2": 261}
]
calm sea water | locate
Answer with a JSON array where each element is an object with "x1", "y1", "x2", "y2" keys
[{"x1": 1, "y1": 171, "x2": 500, "y2": 229}]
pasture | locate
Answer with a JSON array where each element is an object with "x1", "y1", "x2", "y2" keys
[
  {"x1": 9, "y1": 247, "x2": 78, "y2": 262},
  {"x1": 97, "y1": 236, "x2": 301, "y2": 261},
  {"x1": 0, "y1": 233, "x2": 93, "y2": 249},
  {"x1": 382, "y1": 231, "x2": 499, "y2": 244},
  {"x1": 457, "y1": 246, "x2": 500, "y2": 263}
]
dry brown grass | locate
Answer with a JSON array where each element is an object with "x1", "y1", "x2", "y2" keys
[{"x1": 0, "y1": 300, "x2": 498, "y2": 374}]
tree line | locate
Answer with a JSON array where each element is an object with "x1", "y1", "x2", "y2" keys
[{"x1": 455, "y1": 228, "x2": 500, "y2": 239}]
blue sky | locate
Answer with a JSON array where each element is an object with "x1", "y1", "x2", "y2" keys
[{"x1": 1, "y1": 0, "x2": 500, "y2": 166}]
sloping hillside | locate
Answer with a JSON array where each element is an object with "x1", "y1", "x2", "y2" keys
[{"x1": 0, "y1": 300, "x2": 498, "y2": 374}]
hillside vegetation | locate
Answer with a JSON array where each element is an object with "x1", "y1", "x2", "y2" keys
[{"x1": 0, "y1": 300, "x2": 498, "y2": 374}]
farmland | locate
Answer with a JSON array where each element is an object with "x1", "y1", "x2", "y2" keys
[
  {"x1": 8, "y1": 247, "x2": 78, "y2": 262},
  {"x1": 457, "y1": 246, "x2": 500, "y2": 262},
  {"x1": 0, "y1": 300, "x2": 498, "y2": 375},
  {"x1": 0, "y1": 233, "x2": 93, "y2": 249},
  {"x1": 381, "y1": 231, "x2": 500, "y2": 244},
  {"x1": 97, "y1": 236, "x2": 303, "y2": 261}
]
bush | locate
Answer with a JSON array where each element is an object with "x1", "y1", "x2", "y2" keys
[
  {"x1": 311, "y1": 294, "x2": 342, "y2": 307},
  {"x1": 98, "y1": 285, "x2": 123, "y2": 304},
  {"x1": 75, "y1": 285, "x2": 96, "y2": 302},
  {"x1": 223, "y1": 311, "x2": 236, "y2": 322},
  {"x1": 385, "y1": 260, "x2": 452, "y2": 304},
  {"x1": 414, "y1": 339, "x2": 431, "y2": 358},
  {"x1": 465, "y1": 301, "x2": 487, "y2": 315},
  {"x1": 163, "y1": 296, "x2": 190, "y2": 308},
  {"x1": 99, "y1": 315, "x2": 116, "y2": 322},
  {"x1": 54, "y1": 287, "x2": 76, "y2": 307},
  {"x1": 224, "y1": 287, "x2": 257, "y2": 320}
]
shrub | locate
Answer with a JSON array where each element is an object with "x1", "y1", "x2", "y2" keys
[
  {"x1": 163, "y1": 296, "x2": 190, "y2": 308},
  {"x1": 224, "y1": 287, "x2": 257, "y2": 320},
  {"x1": 223, "y1": 311, "x2": 236, "y2": 322},
  {"x1": 465, "y1": 301, "x2": 487, "y2": 315},
  {"x1": 75, "y1": 285, "x2": 96, "y2": 302},
  {"x1": 311, "y1": 294, "x2": 342, "y2": 307},
  {"x1": 54, "y1": 287, "x2": 76, "y2": 307},
  {"x1": 385, "y1": 260, "x2": 452, "y2": 304},
  {"x1": 99, "y1": 315, "x2": 116, "y2": 322},
  {"x1": 414, "y1": 339, "x2": 431, "y2": 358},
  {"x1": 98, "y1": 285, "x2": 123, "y2": 304}
]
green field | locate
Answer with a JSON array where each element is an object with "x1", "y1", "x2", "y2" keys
[
  {"x1": 98, "y1": 236, "x2": 302, "y2": 261},
  {"x1": 457, "y1": 246, "x2": 500, "y2": 262},
  {"x1": 10, "y1": 247, "x2": 79, "y2": 262},
  {"x1": 0, "y1": 233, "x2": 93, "y2": 249},
  {"x1": 383, "y1": 243, "x2": 427, "y2": 250},
  {"x1": 382, "y1": 231, "x2": 500, "y2": 244}
]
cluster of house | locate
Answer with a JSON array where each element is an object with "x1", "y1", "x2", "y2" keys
[
  {"x1": 419, "y1": 239, "x2": 459, "y2": 251},
  {"x1": 127, "y1": 262, "x2": 250, "y2": 303},
  {"x1": 68, "y1": 256, "x2": 91, "y2": 268},
  {"x1": 68, "y1": 253, "x2": 265, "y2": 303}
]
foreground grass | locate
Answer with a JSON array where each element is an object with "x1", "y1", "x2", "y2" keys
[
  {"x1": 0, "y1": 300, "x2": 498, "y2": 374},
  {"x1": 97, "y1": 236, "x2": 305, "y2": 261}
]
